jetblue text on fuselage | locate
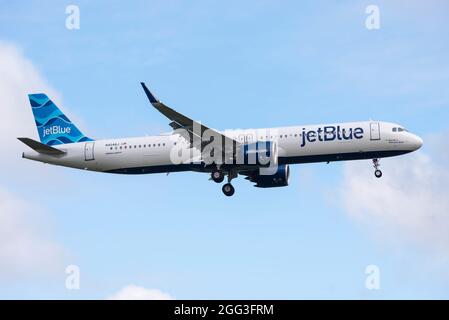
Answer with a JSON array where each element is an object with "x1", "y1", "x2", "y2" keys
[
  {"x1": 300, "y1": 126, "x2": 364, "y2": 147},
  {"x1": 43, "y1": 126, "x2": 71, "y2": 138}
]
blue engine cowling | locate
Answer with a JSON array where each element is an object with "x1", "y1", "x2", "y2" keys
[{"x1": 249, "y1": 164, "x2": 290, "y2": 188}]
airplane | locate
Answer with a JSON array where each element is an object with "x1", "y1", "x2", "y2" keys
[{"x1": 19, "y1": 83, "x2": 423, "y2": 196}]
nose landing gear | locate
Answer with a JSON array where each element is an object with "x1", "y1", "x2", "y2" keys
[{"x1": 373, "y1": 158, "x2": 382, "y2": 178}]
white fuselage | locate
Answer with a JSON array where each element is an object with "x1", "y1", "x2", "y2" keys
[{"x1": 23, "y1": 121, "x2": 423, "y2": 174}]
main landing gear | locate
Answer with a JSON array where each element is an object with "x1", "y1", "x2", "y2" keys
[
  {"x1": 222, "y1": 170, "x2": 238, "y2": 197},
  {"x1": 222, "y1": 183, "x2": 235, "y2": 197},
  {"x1": 212, "y1": 169, "x2": 237, "y2": 197},
  {"x1": 211, "y1": 169, "x2": 225, "y2": 183},
  {"x1": 373, "y1": 158, "x2": 382, "y2": 178}
]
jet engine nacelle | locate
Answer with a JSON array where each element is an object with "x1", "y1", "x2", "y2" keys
[{"x1": 248, "y1": 164, "x2": 290, "y2": 188}]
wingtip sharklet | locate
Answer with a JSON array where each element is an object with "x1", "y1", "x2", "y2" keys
[{"x1": 140, "y1": 82, "x2": 160, "y2": 104}]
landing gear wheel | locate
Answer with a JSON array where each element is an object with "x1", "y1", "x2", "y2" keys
[
  {"x1": 372, "y1": 158, "x2": 382, "y2": 178},
  {"x1": 374, "y1": 169, "x2": 382, "y2": 178},
  {"x1": 211, "y1": 170, "x2": 224, "y2": 183},
  {"x1": 222, "y1": 183, "x2": 235, "y2": 197}
]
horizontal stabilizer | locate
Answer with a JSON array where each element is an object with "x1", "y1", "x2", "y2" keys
[{"x1": 17, "y1": 137, "x2": 66, "y2": 155}]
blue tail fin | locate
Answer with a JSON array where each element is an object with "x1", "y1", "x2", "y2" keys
[{"x1": 28, "y1": 94, "x2": 93, "y2": 146}]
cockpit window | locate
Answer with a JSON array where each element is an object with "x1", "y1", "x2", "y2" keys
[{"x1": 392, "y1": 127, "x2": 397, "y2": 132}]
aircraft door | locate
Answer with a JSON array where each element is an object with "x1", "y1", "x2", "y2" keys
[
  {"x1": 84, "y1": 142, "x2": 95, "y2": 161},
  {"x1": 370, "y1": 122, "x2": 380, "y2": 141}
]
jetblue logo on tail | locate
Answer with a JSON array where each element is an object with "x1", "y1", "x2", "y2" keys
[
  {"x1": 28, "y1": 93, "x2": 93, "y2": 146},
  {"x1": 300, "y1": 125, "x2": 364, "y2": 147},
  {"x1": 43, "y1": 126, "x2": 72, "y2": 138}
]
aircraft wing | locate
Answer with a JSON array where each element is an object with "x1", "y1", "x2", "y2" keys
[{"x1": 140, "y1": 82, "x2": 240, "y2": 151}]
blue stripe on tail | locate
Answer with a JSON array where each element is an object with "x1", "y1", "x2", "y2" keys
[{"x1": 28, "y1": 94, "x2": 93, "y2": 146}]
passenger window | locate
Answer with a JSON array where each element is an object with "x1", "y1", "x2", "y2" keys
[{"x1": 163, "y1": 143, "x2": 165, "y2": 146}]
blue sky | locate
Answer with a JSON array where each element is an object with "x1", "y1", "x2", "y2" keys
[{"x1": 1, "y1": 0, "x2": 449, "y2": 299}]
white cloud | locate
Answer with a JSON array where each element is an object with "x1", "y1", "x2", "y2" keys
[
  {"x1": 0, "y1": 41, "x2": 90, "y2": 155},
  {"x1": 341, "y1": 132, "x2": 449, "y2": 267},
  {"x1": 107, "y1": 285, "x2": 174, "y2": 300},
  {"x1": 0, "y1": 42, "x2": 60, "y2": 142},
  {"x1": 0, "y1": 187, "x2": 65, "y2": 280},
  {"x1": 0, "y1": 41, "x2": 66, "y2": 281}
]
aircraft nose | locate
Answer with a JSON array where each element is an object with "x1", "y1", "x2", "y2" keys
[{"x1": 411, "y1": 134, "x2": 423, "y2": 150}]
